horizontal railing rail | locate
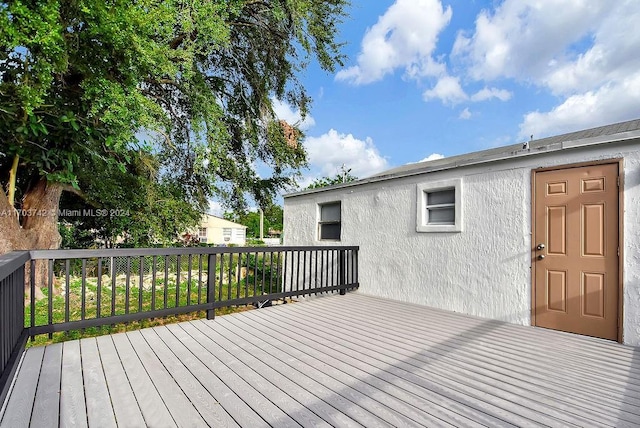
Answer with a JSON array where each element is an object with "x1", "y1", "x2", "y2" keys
[{"x1": 28, "y1": 245, "x2": 348, "y2": 258}]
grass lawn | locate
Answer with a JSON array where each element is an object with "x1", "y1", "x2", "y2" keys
[{"x1": 26, "y1": 263, "x2": 282, "y2": 347}]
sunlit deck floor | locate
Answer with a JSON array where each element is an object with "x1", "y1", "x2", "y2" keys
[{"x1": 2, "y1": 292, "x2": 640, "y2": 427}]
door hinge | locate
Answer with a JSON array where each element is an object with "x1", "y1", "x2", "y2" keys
[
  {"x1": 617, "y1": 176, "x2": 620, "y2": 187},
  {"x1": 618, "y1": 246, "x2": 620, "y2": 257}
]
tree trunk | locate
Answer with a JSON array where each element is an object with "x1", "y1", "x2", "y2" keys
[{"x1": 0, "y1": 178, "x2": 64, "y2": 301}]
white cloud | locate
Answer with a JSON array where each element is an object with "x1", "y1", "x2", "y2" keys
[
  {"x1": 470, "y1": 87, "x2": 512, "y2": 102},
  {"x1": 452, "y1": 1, "x2": 640, "y2": 139},
  {"x1": 453, "y1": 0, "x2": 610, "y2": 83},
  {"x1": 294, "y1": 175, "x2": 319, "y2": 191},
  {"x1": 208, "y1": 200, "x2": 224, "y2": 216},
  {"x1": 304, "y1": 129, "x2": 389, "y2": 178},
  {"x1": 422, "y1": 78, "x2": 511, "y2": 106},
  {"x1": 519, "y1": 74, "x2": 640, "y2": 139},
  {"x1": 541, "y1": 1, "x2": 640, "y2": 95},
  {"x1": 459, "y1": 108, "x2": 472, "y2": 120},
  {"x1": 420, "y1": 153, "x2": 445, "y2": 162},
  {"x1": 423, "y1": 75, "x2": 468, "y2": 105},
  {"x1": 271, "y1": 99, "x2": 315, "y2": 131},
  {"x1": 336, "y1": 0, "x2": 452, "y2": 84}
]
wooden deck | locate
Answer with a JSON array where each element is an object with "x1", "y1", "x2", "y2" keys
[{"x1": 2, "y1": 292, "x2": 640, "y2": 427}]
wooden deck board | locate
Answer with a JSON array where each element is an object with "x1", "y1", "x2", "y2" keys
[
  {"x1": 316, "y1": 296, "x2": 640, "y2": 410},
  {"x1": 137, "y1": 328, "x2": 239, "y2": 428},
  {"x1": 0, "y1": 345, "x2": 44, "y2": 427},
  {"x1": 333, "y1": 295, "x2": 640, "y2": 382},
  {"x1": 344, "y1": 295, "x2": 640, "y2": 368},
  {"x1": 276, "y1": 298, "x2": 622, "y2": 427},
  {"x1": 284, "y1": 298, "x2": 636, "y2": 425},
  {"x1": 2, "y1": 292, "x2": 640, "y2": 427},
  {"x1": 59, "y1": 340, "x2": 88, "y2": 428},
  {"x1": 216, "y1": 315, "x2": 429, "y2": 428},
  {"x1": 152, "y1": 325, "x2": 270, "y2": 428},
  {"x1": 308, "y1": 299, "x2": 640, "y2": 425},
  {"x1": 164, "y1": 323, "x2": 297, "y2": 428},
  {"x1": 246, "y1": 303, "x2": 525, "y2": 427},
  {"x1": 179, "y1": 321, "x2": 330, "y2": 428},
  {"x1": 95, "y1": 335, "x2": 146, "y2": 427},
  {"x1": 217, "y1": 311, "x2": 461, "y2": 428},
  {"x1": 109, "y1": 332, "x2": 175, "y2": 427},
  {"x1": 189, "y1": 320, "x2": 361, "y2": 428},
  {"x1": 30, "y1": 343, "x2": 62, "y2": 427},
  {"x1": 324, "y1": 295, "x2": 640, "y2": 405},
  {"x1": 125, "y1": 329, "x2": 208, "y2": 427},
  {"x1": 209, "y1": 318, "x2": 392, "y2": 428},
  {"x1": 80, "y1": 338, "x2": 117, "y2": 428}
]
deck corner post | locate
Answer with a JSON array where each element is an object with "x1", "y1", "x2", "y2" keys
[
  {"x1": 339, "y1": 249, "x2": 346, "y2": 295},
  {"x1": 207, "y1": 253, "x2": 217, "y2": 320}
]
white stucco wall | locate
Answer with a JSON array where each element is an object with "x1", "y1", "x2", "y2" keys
[
  {"x1": 284, "y1": 140, "x2": 640, "y2": 345},
  {"x1": 198, "y1": 215, "x2": 247, "y2": 246}
]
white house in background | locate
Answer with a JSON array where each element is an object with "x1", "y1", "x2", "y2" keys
[
  {"x1": 284, "y1": 118, "x2": 640, "y2": 346},
  {"x1": 197, "y1": 214, "x2": 247, "y2": 246}
]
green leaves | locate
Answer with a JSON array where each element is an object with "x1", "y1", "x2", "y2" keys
[
  {"x1": 15, "y1": 113, "x2": 49, "y2": 137},
  {"x1": 1, "y1": 0, "x2": 350, "y2": 241},
  {"x1": 306, "y1": 167, "x2": 358, "y2": 190}
]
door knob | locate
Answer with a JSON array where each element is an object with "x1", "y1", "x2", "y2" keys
[
  {"x1": 538, "y1": 254, "x2": 545, "y2": 260},
  {"x1": 536, "y1": 243, "x2": 545, "y2": 250}
]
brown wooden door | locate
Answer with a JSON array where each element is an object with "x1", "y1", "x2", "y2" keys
[{"x1": 533, "y1": 163, "x2": 619, "y2": 340}]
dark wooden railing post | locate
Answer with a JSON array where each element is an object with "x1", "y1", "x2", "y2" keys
[
  {"x1": 352, "y1": 248, "x2": 356, "y2": 285},
  {"x1": 207, "y1": 253, "x2": 216, "y2": 320},
  {"x1": 29, "y1": 259, "x2": 35, "y2": 341},
  {"x1": 339, "y1": 249, "x2": 346, "y2": 295}
]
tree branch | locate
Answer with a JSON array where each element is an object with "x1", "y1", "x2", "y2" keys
[
  {"x1": 60, "y1": 184, "x2": 101, "y2": 208},
  {"x1": 169, "y1": 34, "x2": 186, "y2": 50},
  {"x1": 8, "y1": 154, "x2": 19, "y2": 206}
]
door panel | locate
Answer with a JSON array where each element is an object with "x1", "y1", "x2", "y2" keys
[
  {"x1": 583, "y1": 204, "x2": 605, "y2": 256},
  {"x1": 546, "y1": 271, "x2": 567, "y2": 312},
  {"x1": 547, "y1": 206, "x2": 566, "y2": 255},
  {"x1": 534, "y1": 163, "x2": 619, "y2": 340},
  {"x1": 582, "y1": 272, "x2": 605, "y2": 318}
]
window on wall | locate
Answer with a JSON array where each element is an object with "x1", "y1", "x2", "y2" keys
[
  {"x1": 417, "y1": 179, "x2": 462, "y2": 232},
  {"x1": 198, "y1": 227, "x2": 207, "y2": 243},
  {"x1": 318, "y1": 202, "x2": 341, "y2": 240},
  {"x1": 426, "y1": 189, "x2": 455, "y2": 224},
  {"x1": 223, "y1": 228, "x2": 232, "y2": 241}
]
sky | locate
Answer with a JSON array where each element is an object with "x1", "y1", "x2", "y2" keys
[
  {"x1": 214, "y1": 0, "x2": 640, "y2": 213},
  {"x1": 274, "y1": 0, "x2": 640, "y2": 186}
]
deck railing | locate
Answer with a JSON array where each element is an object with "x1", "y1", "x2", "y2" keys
[
  {"x1": 0, "y1": 245, "x2": 358, "y2": 405},
  {"x1": 0, "y1": 252, "x2": 30, "y2": 406}
]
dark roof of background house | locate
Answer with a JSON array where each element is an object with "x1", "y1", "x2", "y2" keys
[{"x1": 285, "y1": 118, "x2": 640, "y2": 198}]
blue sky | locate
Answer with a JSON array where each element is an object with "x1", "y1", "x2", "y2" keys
[{"x1": 271, "y1": 0, "x2": 640, "y2": 189}]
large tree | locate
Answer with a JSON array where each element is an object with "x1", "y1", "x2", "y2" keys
[
  {"x1": 58, "y1": 149, "x2": 203, "y2": 248},
  {"x1": 224, "y1": 202, "x2": 283, "y2": 238},
  {"x1": 0, "y1": 0, "x2": 348, "y2": 256}
]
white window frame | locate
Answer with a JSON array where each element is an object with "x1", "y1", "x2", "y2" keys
[
  {"x1": 237, "y1": 228, "x2": 246, "y2": 241},
  {"x1": 198, "y1": 227, "x2": 208, "y2": 243},
  {"x1": 416, "y1": 178, "x2": 463, "y2": 233},
  {"x1": 223, "y1": 228, "x2": 232, "y2": 241},
  {"x1": 317, "y1": 201, "x2": 341, "y2": 241}
]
